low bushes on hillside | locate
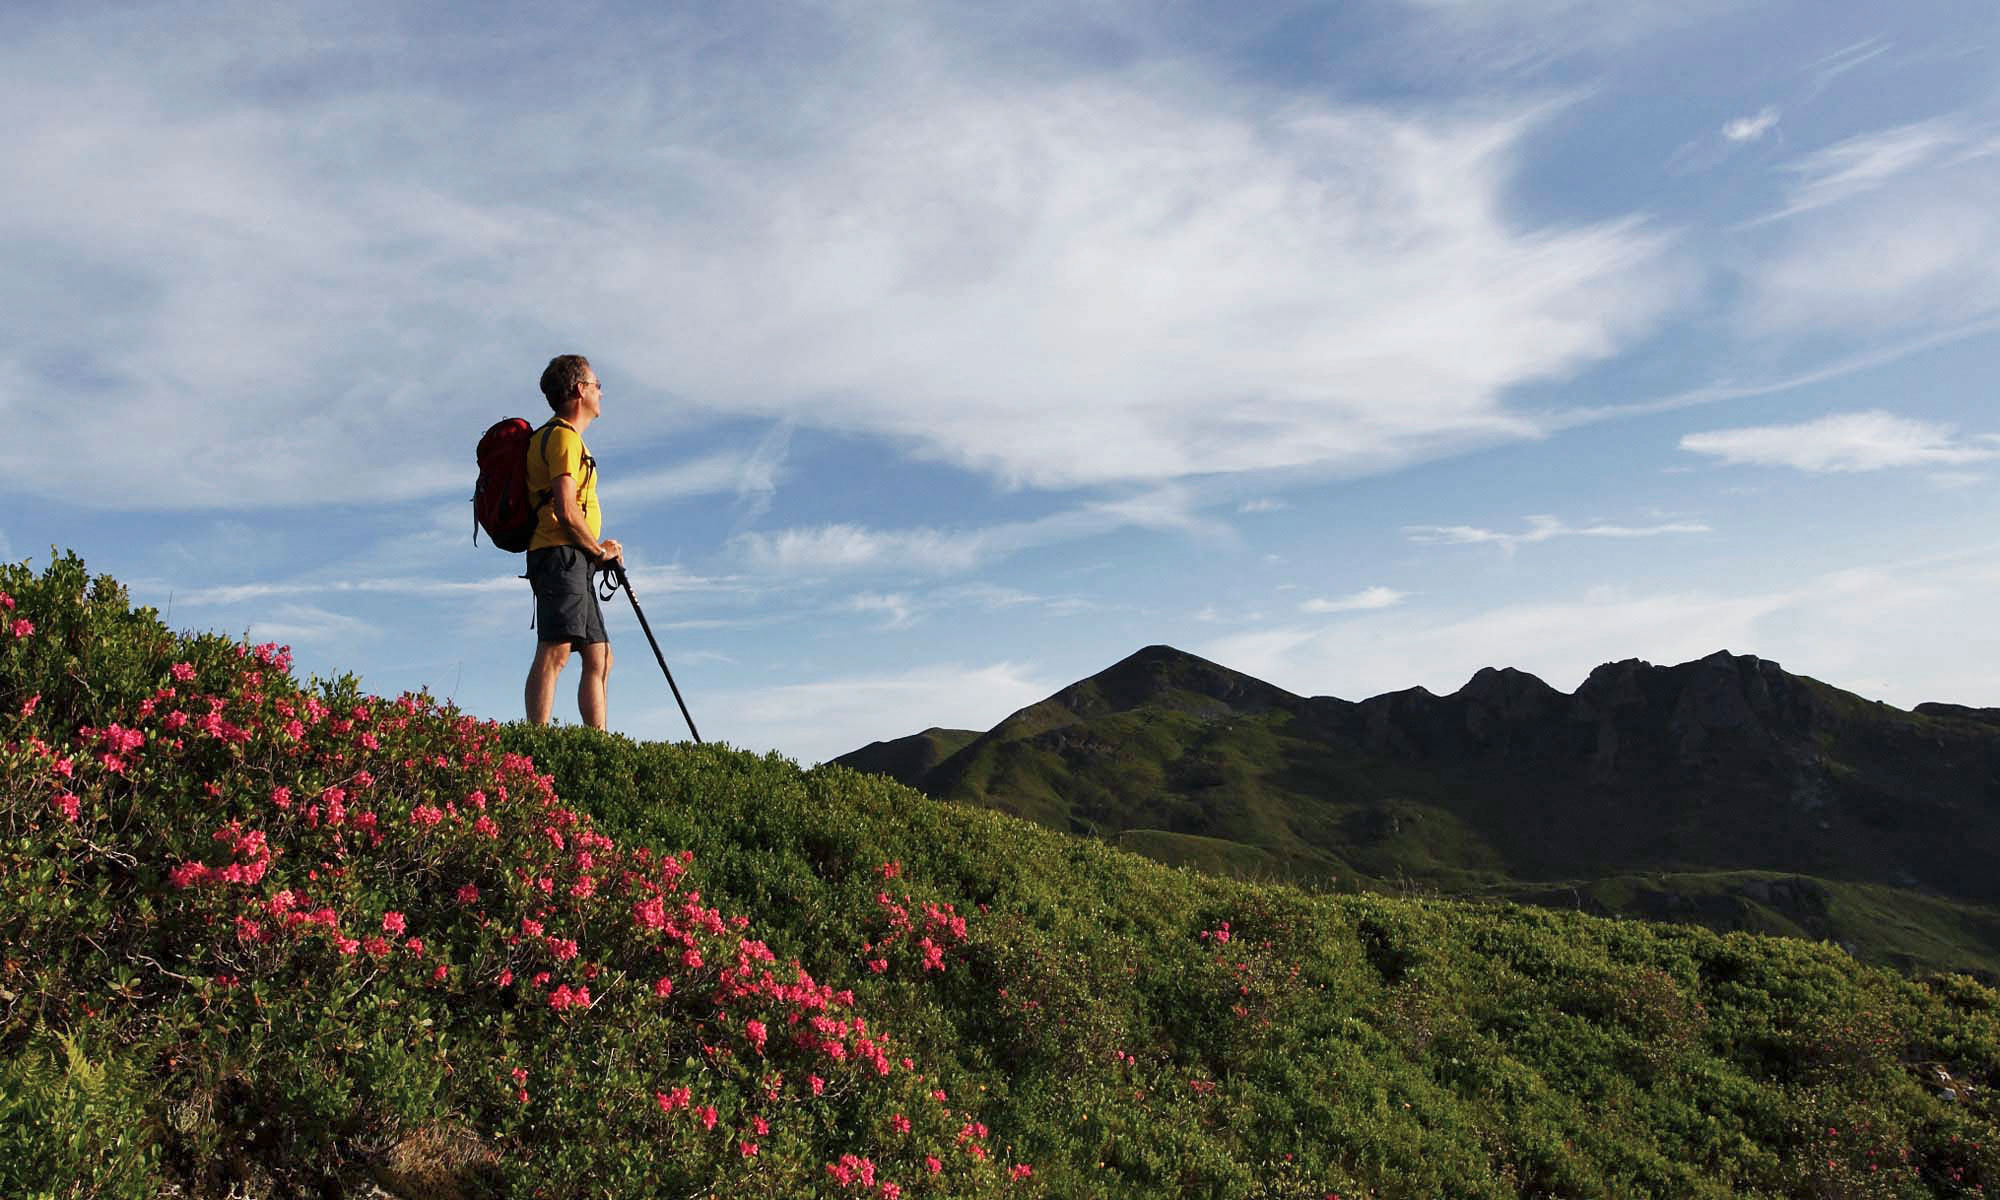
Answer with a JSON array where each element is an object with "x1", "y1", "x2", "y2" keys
[
  {"x1": 5, "y1": 550, "x2": 2000, "y2": 1199},
  {"x1": 0, "y1": 553, "x2": 1032, "y2": 1198}
]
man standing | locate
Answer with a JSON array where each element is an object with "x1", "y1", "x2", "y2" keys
[{"x1": 524, "y1": 354, "x2": 623, "y2": 728}]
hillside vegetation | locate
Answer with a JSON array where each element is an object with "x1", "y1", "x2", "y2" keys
[
  {"x1": 5, "y1": 551, "x2": 2000, "y2": 1199},
  {"x1": 840, "y1": 646, "x2": 2000, "y2": 980}
]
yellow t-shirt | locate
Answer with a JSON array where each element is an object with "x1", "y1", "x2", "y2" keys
[{"x1": 525, "y1": 420, "x2": 601, "y2": 551}]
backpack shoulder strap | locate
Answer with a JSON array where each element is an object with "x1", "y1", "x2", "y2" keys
[{"x1": 534, "y1": 418, "x2": 591, "y2": 516}]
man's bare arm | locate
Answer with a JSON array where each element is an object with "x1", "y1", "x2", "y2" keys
[{"x1": 549, "y1": 475, "x2": 622, "y2": 564}]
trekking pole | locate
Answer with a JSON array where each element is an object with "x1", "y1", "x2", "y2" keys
[{"x1": 599, "y1": 562, "x2": 703, "y2": 744}]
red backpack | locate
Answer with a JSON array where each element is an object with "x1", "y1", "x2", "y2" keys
[{"x1": 473, "y1": 417, "x2": 540, "y2": 552}]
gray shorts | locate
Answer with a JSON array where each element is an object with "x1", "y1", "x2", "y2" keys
[{"x1": 525, "y1": 546, "x2": 608, "y2": 647}]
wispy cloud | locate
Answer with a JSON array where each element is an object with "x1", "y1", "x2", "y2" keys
[
  {"x1": 1680, "y1": 410, "x2": 1999, "y2": 472},
  {"x1": 1238, "y1": 498, "x2": 1289, "y2": 514},
  {"x1": 1746, "y1": 119, "x2": 1961, "y2": 226},
  {"x1": 600, "y1": 431, "x2": 789, "y2": 512},
  {"x1": 1405, "y1": 515, "x2": 1710, "y2": 552},
  {"x1": 1202, "y1": 549, "x2": 2000, "y2": 711},
  {"x1": 1739, "y1": 129, "x2": 2000, "y2": 334},
  {"x1": 246, "y1": 603, "x2": 377, "y2": 646},
  {"x1": 677, "y1": 661, "x2": 1056, "y2": 764},
  {"x1": 733, "y1": 486, "x2": 1234, "y2": 576},
  {"x1": 1722, "y1": 107, "x2": 1780, "y2": 143},
  {"x1": 735, "y1": 525, "x2": 992, "y2": 574},
  {"x1": 846, "y1": 592, "x2": 916, "y2": 629},
  {"x1": 1803, "y1": 37, "x2": 1892, "y2": 99},
  {"x1": 0, "y1": 8, "x2": 1681, "y2": 508},
  {"x1": 1301, "y1": 586, "x2": 1407, "y2": 614}
]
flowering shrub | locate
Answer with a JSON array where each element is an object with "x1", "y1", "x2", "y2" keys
[
  {"x1": 0, "y1": 553, "x2": 1035, "y2": 1198},
  {"x1": 6, "y1": 551, "x2": 2000, "y2": 1200}
]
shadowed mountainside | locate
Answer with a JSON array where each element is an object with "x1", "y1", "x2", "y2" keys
[{"x1": 838, "y1": 645, "x2": 2000, "y2": 977}]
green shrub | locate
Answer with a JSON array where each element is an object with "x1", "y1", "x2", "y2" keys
[{"x1": 5, "y1": 550, "x2": 2000, "y2": 1198}]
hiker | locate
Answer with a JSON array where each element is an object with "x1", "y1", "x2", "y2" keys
[{"x1": 523, "y1": 354, "x2": 623, "y2": 728}]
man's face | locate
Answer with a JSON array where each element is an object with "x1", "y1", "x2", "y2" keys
[{"x1": 578, "y1": 370, "x2": 602, "y2": 419}]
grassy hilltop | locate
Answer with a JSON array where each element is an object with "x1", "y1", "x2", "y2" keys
[
  {"x1": 840, "y1": 646, "x2": 2000, "y2": 981},
  {"x1": 5, "y1": 551, "x2": 2000, "y2": 1199}
]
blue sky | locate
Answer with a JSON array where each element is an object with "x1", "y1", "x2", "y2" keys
[{"x1": 7, "y1": 1, "x2": 2000, "y2": 763}]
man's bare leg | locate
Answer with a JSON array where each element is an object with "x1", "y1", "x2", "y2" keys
[
  {"x1": 526, "y1": 640, "x2": 573, "y2": 725},
  {"x1": 577, "y1": 641, "x2": 613, "y2": 730}
]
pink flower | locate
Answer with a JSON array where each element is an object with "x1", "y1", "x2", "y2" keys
[
  {"x1": 455, "y1": 883, "x2": 480, "y2": 904},
  {"x1": 271, "y1": 785, "x2": 292, "y2": 809},
  {"x1": 1009, "y1": 1164, "x2": 1033, "y2": 1181},
  {"x1": 653, "y1": 976, "x2": 674, "y2": 998},
  {"x1": 925, "y1": 1157, "x2": 942, "y2": 1176},
  {"x1": 335, "y1": 937, "x2": 361, "y2": 956},
  {"x1": 511, "y1": 1067, "x2": 529, "y2": 1085},
  {"x1": 410, "y1": 803, "x2": 443, "y2": 827},
  {"x1": 20, "y1": 693, "x2": 39, "y2": 717},
  {"x1": 497, "y1": 969, "x2": 514, "y2": 987},
  {"x1": 656, "y1": 1086, "x2": 690, "y2": 1112},
  {"x1": 745, "y1": 1019, "x2": 767, "y2": 1052},
  {"x1": 740, "y1": 1142, "x2": 759, "y2": 1157},
  {"x1": 882, "y1": 1185, "x2": 901, "y2": 1200},
  {"x1": 433, "y1": 964, "x2": 449, "y2": 982},
  {"x1": 11, "y1": 618, "x2": 35, "y2": 638},
  {"x1": 890, "y1": 1114, "x2": 911, "y2": 1134},
  {"x1": 0, "y1": 590, "x2": 11, "y2": 608},
  {"x1": 698, "y1": 1105, "x2": 718, "y2": 1131},
  {"x1": 681, "y1": 947, "x2": 703, "y2": 970},
  {"x1": 171, "y1": 662, "x2": 196, "y2": 682},
  {"x1": 809, "y1": 1074, "x2": 826, "y2": 1096},
  {"x1": 752, "y1": 1116, "x2": 769, "y2": 1135},
  {"x1": 382, "y1": 911, "x2": 407, "y2": 936},
  {"x1": 362, "y1": 937, "x2": 392, "y2": 957},
  {"x1": 169, "y1": 862, "x2": 212, "y2": 888},
  {"x1": 52, "y1": 792, "x2": 79, "y2": 823},
  {"x1": 878, "y1": 861, "x2": 902, "y2": 879}
]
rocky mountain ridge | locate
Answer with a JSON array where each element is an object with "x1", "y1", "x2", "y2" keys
[{"x1": 837, "y1": 645, "x2": 2000, "y2": 976}]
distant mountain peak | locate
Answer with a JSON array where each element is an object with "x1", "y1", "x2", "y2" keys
[{"x1": 1057, "y1": 644, "x2": 1300, "y2": 717}]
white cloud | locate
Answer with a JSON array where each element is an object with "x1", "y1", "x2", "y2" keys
[
  {"x1": 1768, "y1": 120, "x2": 1959, "y2": 220},
  {"x1": 0, "y1": 6, "x2": 1681, "y2": 508},
  {"x1": 734, "y1": 524, "x2": 992, "y2": 574},
  {"x1": 1397, "y1": 0, "x2": 1722, "y2": 71},
  {"x1": 732, "y1": 486, "x2": 1232, "y2": 576},
  {"x1": 1803, "y1": 38, "x2": 1892, "y2": 99},
  {"x1": 846, "y1": 592, "x2": 916, "y2": 629},
  {"x1": 1301, "y1": 586, "x2": 1408, "y2": 614},
  {"x1": 1199, "y1": 553, "x2": 2000, "y2": 711},
  {"x1": 1734, "y1": 118, "x2": 2000, "y2": 335},
  {"x1": 675, "y1": 661, "x2": 1056, "y2": 765},
  {"x1": 600, "y1": 432, "x2": 788, "y2": 511},
  {"x1": 1680, "y1": 410, "x2": 1998, "y2": 472},
  {"x1": 1722, "y1": 107, "x2": 1780, "y2": 143},
  {"x1": 246, "y1": 603, "x2": 376, "y2": 646},
  {"x1": 1238, "y1": 498, "x2": 1289, "y2": 514},
  {"x1": 1405, "y1": 514, "x2": 1710, "y2": 551}
]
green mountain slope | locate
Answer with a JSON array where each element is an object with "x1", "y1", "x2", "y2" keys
[
  {"x1": 837, "y1": 645, "x2": 2000, "y2": 979},
  {"x1": 8, "y1": 553, "x2": 2000, "y2": 1199}
]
